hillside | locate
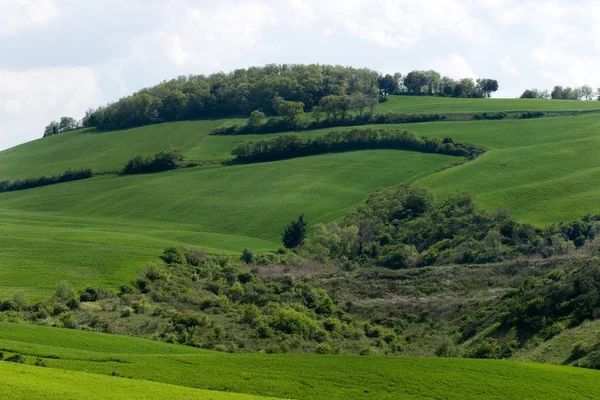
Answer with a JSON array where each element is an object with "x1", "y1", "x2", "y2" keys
[
  {"x1": 3, "y1": 96, "x2": 600, "y2": 298},
  {"x1": 1, "y1": 323, "x2": 600, "y2": 400}
]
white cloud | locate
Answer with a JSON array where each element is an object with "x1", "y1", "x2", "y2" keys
[
  {"x1": 501, "y1": 56, "x2": 521, "y2": 78},
  {"x1": 0, "y1": 67, "x2": 102, "y2": 149},
  {"x1": 430, "y1": 54, "x2": 478, "y2": 79},
  {"x1": 0, "y1": 0, "x2": 59, "y2": 37}
]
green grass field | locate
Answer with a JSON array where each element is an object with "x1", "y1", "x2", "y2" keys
[
  {"x1": 379, "y1": 95, "x2": 600, "y2": 114},
  {"x1": 0, "y1": 362, "x2": 274, "y2": 400},
  {"x1": 1, "y1": 322, "x2": 600, "y2": 400}
]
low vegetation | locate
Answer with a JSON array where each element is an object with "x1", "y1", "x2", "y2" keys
[
  {"x1": 231, "y1": 129, "x2": 484, "y2": 163},
  {"x1": 0, "y1": 168, "x2": 93, "y2": 192},
  {"x1": 122, "y1": 148, "x2": 186, "y2": 175}
]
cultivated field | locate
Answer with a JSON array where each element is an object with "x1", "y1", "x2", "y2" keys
[{"x1": 1, "y1": 323, "x2": 599, "y2": 400}]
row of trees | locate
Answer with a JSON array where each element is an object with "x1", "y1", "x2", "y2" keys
[
  {"x1": 232, "y1": 129, "x2": 485, "y2": 163},
  {"x1": 379, "y1": 71, "x2": 498, "y2": 99},
  {"x1": 43, "y1": 64, "x2": 500, "y2": 135},
  {"x1": 43, "y1": 117, "x2": 81, "y2": 137},
  {"x1": 520, "y1": 85, "x2": 598, "y2": 100},
  {"x1": 0, "y1": 169, "x2": 93, "y2": 192}
]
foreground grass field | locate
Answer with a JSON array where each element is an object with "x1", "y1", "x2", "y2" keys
[
  {"x1": 0, "y1": 362, "x2": 274, "y2": 400},
  {"x1": 1, "y1": 323, "x2": 600, "y2": 400},
  {"x1": 0, "y1": 150, "x2": 456, "y2": 298}
]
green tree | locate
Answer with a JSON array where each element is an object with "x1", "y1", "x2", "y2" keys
[
  {"x1": 282, "y1": 214, "x2": 308, "y2": 249},
  {"x1": 247, "y1": 110, "x2": 266, "y2": 130},
  {"x1": 274, "y1": 98, "x2": 305, "y2": 126}
]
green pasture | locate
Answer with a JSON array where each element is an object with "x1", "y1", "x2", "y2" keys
[
  {"x1": 0, "y1": 323, "x2": 599, "y2": 400},
  {"x1": 379, "y1": 95, "x2": 600, "y2": 114}
]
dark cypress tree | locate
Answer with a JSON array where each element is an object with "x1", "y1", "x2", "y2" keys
[{"x1": 282, "y1": 214, "x2": 308, "y2": 249}]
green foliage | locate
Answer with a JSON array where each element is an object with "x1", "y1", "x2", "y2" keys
[
  {"x1": 232, "y1": 129, "x2": 485, "y2": 163},
  {"x1": 240, "y1": 248, "x2": 254, "y2": 264},
  {"x1": 122, "y1": 148, "x2": 186, "y2": 174},
  {"x1": 0, "y1": 168, "x2": 93, "y2": 193},
  {"x1": 270, "y1": 307, "x2": 321, "y2": 338},
  {"x1": 282, "y1": 214, "x2": 308, "y2": 249}
]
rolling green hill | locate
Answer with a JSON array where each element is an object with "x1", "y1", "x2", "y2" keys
[
  {"x1": 1, "y1": 322, "x2": 600, "y2": 400},
  {"x1": 0, "y1": 150, "x2": 455, "y2": 298},
  {"x1": 3, "y1": 96, "x2": 600, "y2": 297}
]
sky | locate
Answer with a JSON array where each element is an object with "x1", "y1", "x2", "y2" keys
[{"x1": 1, "y1": 0, "x2": 599, "y2": 150}]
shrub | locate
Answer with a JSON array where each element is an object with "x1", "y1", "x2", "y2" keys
[
  {"x1": 34, "y1": 358, "x2": 47, "y2": 367},
  {"x1": 161, "y1": 246, "x2": 186, "y2": 264},
  {"x1": 232, "y1": 129, "x2": 485, "y2": 163},
  {"x1": 54, "y1": 281, "x2": 74, "y2": 301},
  {"x1": 270, "y1": 307, "x2": 320, "y2": 338},
  {"x1": 240, "y1": 248, "x2": 254, "y2": 264},
  {"x1": 122, "y1": 148, "x2": 185, "y2": 174},
  {"x1": 5, "y1": 354, "x2": 25, "y2": 363},
  {"x1": 315, "y1": 342, "x2": 342, "y2": 354},
  {"x1": 0, "y1": 169, "x2": 93, "y2": 193}
]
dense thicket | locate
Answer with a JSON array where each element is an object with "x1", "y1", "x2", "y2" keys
[
  {"x1": 231, "y1": 129, "x2": 484, "y2": 163},
  {"x1": 122, "y1": 148, "x2": 186, "y2": 175},
  {"x1": 307, "y1": 186, "x2": 600, "y2": 268},
  {"x1": 67, "y1": 64, "x2": 498, "y2": 132},
  {"x1": 0, "y1": 169, "x2": 93, "y2": 192}
]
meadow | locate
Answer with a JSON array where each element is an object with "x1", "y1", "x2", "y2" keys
[
  {"x1": 1, "y1": 322, "x2": 600, "y2": 400},
  {"x1": 378, "y1": 95, "x2": 600, "y2": 114},
  {"x1": 3, "y1": 96, "x2": 600, "y2": 297}
]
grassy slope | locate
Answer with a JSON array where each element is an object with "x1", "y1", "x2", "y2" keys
[
  {"x1": 0, "y1": 119, "x2": 241, "y2": 180},
  {"x1": 0, "y1": 150, "x2": 455, "y2": 299},
  {"x1": 3, "y1": 97, "x2": 600, "y2": 296},
  {"x1": 0, "y1": 363, "x2": 273, "y2": 400},
  {"x1": 1, "y1": 323, "x2": 600, "y2": 400},
  {"x1": 194, "y1": 114, "x2": 600, "y2": 225},
  {"x1": 379, "y1": 95, "x2": 600, "y2": 114}
]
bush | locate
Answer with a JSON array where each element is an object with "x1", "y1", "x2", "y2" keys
[
  {"x1": 520, "y1": 111, "x2": 545, "y2": 119},
  {"x1": 240, "y1": 248, "x2": 254, "y2": 264},
  {"x1": 232, "y1": 129, "x2": 485, "y2": 163},
  {"x1": 122, "y1": 148, "x2": 185, "y2": 174},
  {"x1": 0, "y1": 168, "x2": 93, "y2": 193},
  {"x1": 473, "y1": 112, "x2": 507, "y2": 120},
  {"x1": 5, "y1": 354, "x2": 25, "y2": 363},
  {"x1": 315, "y1": 342, "x2": 342, "y2": 354},
  {"x1": 161, "y1": 246, "x2": 186, "y2": 264},
  {"x1": 270, "y1": 307, "x2": 320, "y2": 338}
]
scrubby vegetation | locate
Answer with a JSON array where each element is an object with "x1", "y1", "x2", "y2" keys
[{"x1": 232, "y1": 129, "x2": 484, "y2": 163}]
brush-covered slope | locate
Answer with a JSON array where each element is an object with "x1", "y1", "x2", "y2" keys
[{"x1": 1, "y1": 322, "x2": 600, "y2": 400}]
